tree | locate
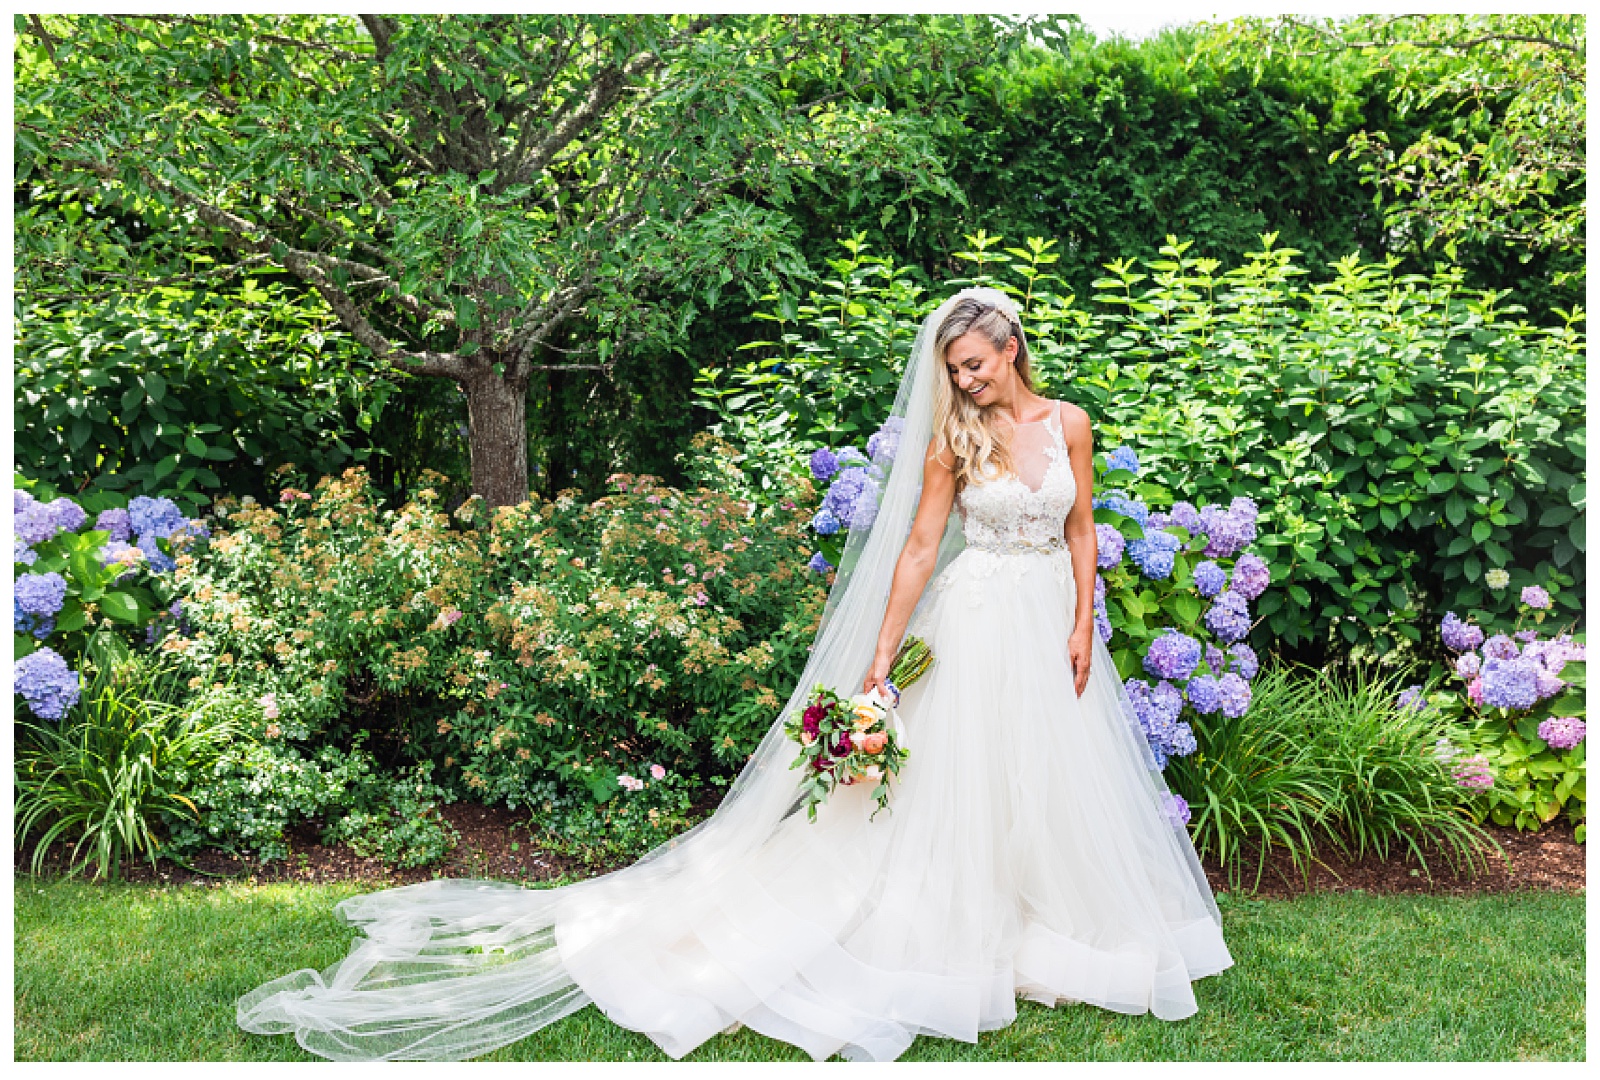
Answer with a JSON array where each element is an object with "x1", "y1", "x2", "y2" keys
[
  {"x1": 1197, "y1": 14, "x2": 1585, "y2": 279},
  {"x1": 16, "y1": 14, "x2": 1040, "y2": 504}
]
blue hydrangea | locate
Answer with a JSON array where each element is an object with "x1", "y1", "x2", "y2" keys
[
  {"x1": 98, "y1": 540, "x2": 142, "y2": 579},
  {"x1": 1231, "y1": 552, "x2": 1271, "y2": 601},
  {"x1": 1144, "y1": 629, "x2": 1202, "y2": 682},
  {"x1": 835, "y1": 447, "x2": 870, "y2": 469},
  {"x1": 128, "y1": 495, "x2": 187, "y2": 539},
  {"x1": 138, "y1": 533, "x2": 177, "y2": 574},
  {"x1": 1163, "y1": 792, "x2": 1191, "y2": 827},
  {"x1": 806, "y1": 551, "x2": 833, "y2": 575},
  {"x1": 1169, "y1": 501, "x2": 1201, "y2": 535},
  {"x1": 1228, "y1": 642, "x2": 1259, "y2": 680},
  {"x1": 1205, "y1": 643, "x2": 1227, "y2": 678},
  {"x1": 1144, "y1": 511, "x2": 1173, "y2": 532},
  {"x1": 96, "y1": 507, "x2": 133, "y2": 543},
  {"x1": 809, "y1": 448, "x2": 839, "y2": 483},
  {"x1": 1193, "y1": 560, "x2": 1227, "y2": 598},
  {"x1": 15, "y1": 571, "x2": 68, "y2": 618},
  {"x1": 866, "y1": 417, "x2": 904, "y2": 462},
  {"x1": 1185, "y1": 674, "x2": 1223, "y2": 714},
  {"x1": 811, "y1": 507, "x2": 842, "y2": 536},
  {"x1": 14, "y1": 537, "x2": 38, "y2": 566},
  {"x1": 1229, "y1": 495, "x2": 1260, "y2": 523},
  {"x1": 1127, "y1": 529, "x2": 1181, "y2": 580},
  {"x1": 1217, "y1": 672, "x2": 1252, "y2": 718},
  {"x1": 1094, "y1": 606, "x2": 1113, "y2": 643},
  {"x1": 1168, "y1": 721, "x2": 1197, "y2": 757},
  {"x1": 1093, "y1": 573, "x2": 1106, "y2": 605},
  {"x1": 1440, "y1": 612, "x2": 1484, "y2": 652},
  {"x1": 1096, "y1": 523, "x2": 1124, "y2": 568},
  {"x1": 1094, "y1": 492, "x2": 1149, "y2": 529},
  {"x1": 14, "y1": 502, "x2": 59, "y2": 547},
  {"x1": 1105, "y1": 446, "x2": 1140, "y2": 475},
  {"x1": 1480, "y1": 657, "x2": 1539, "y2": 710},
  {"x1": 14, "y1": 647, "x2": 80, "y2": 721},
  {"x1": 15, "y1": 489, "x2": 33, "y2": 515},
  {"x1": 1204, "y1": 589, "x2": 1252, "y2": 644}
]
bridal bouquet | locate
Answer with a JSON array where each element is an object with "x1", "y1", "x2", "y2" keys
[{"x1": 785, "y1": 637, "x2": 933, "y2": 821}]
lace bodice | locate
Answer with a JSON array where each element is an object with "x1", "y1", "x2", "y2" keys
[{"x1": 956, "y1": 407, "x2": 1077, "y2": 553}]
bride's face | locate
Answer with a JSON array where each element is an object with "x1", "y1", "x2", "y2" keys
[{"x1": 945, "y1": 330, "x2": 1019, "y2": 407}]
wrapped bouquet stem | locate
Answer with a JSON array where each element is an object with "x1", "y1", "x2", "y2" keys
[{"x1": 786, "y1": 636, "x2": 933, "y2": 821}]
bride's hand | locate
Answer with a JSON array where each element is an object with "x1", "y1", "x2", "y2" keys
[
  {"x1": 1068, "y1": 626, "x2": 1092, "y2": 698},
  {"x1": 862, "y1": 654, "x2": 894, "y2": 700}
]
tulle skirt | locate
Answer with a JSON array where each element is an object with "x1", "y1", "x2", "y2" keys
[{"x1": 237, "y1": 545, "x2": 1233, "y2": 1061}]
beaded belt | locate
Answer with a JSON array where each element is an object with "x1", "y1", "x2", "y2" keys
[{"x1": 967, "y1": 536, "x2": 1068, "y2": 556}]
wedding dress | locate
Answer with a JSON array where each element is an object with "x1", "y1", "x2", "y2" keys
[{"x1": 237, "y1": 289, "x2": 1233, "y2": 1062}]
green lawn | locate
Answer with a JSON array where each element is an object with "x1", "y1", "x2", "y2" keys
[{"x1": 14, "y1": 879, "x2": 1584, "y2": 1061}]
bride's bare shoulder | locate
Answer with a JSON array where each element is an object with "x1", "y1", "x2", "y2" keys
[{"x1": 1050, "y1": 400, "x2": 1093, "y2": 445}]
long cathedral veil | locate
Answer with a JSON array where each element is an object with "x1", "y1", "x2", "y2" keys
[{"x1": 237, "y1": 286, "x2": 1221, "y2": 1061}]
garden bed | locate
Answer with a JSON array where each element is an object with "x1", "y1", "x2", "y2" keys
[{"x1": 17, "y1": 802, "x2": 1583, "y2": 899}]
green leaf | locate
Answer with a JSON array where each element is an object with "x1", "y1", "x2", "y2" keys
[
  {"x1": 99, "y1": 591, "x2": 140, "y2": 624},
  {"x1": 142, "y1": 371, "x2": 168, "y2": 403}
]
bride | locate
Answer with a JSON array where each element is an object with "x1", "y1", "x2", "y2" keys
[{"x1": 238, "y1": 286, "x2": 1234, "y2": 1062}]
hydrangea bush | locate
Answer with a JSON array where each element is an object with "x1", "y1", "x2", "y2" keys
[
  {"x1": 12, "y1": 484, "x2": 203, "y2": 719},
  {"x1": 1419, "y1": 590, "x2": 1586, "y2": 838}
]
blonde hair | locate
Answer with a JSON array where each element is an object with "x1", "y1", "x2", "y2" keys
[{"x1": 929, "y1": 297, "x2": 1037, "y2": 494}]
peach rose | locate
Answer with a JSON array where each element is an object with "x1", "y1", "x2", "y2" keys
[{"x1": 860, "y1": 732, "x2": 887, "y2": 755}]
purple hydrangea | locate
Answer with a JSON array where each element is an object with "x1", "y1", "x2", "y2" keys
[
  {"x1": 95, "y1": 507, "x2": 133, "y2": 543},
  {"x1": 1204, "y1": 589, "x2": 1252, "y2": 644},
  {"x1": 1169, "y1": 721, "x2": 1197, "y2": 757},
  {"x1": 1093, "y1": 573, "x2": 1106, "y2": 605},
  {"x1": 866, "y1": 417, "x2": 904, "y2": 462},
  {"x1": 14, "y1": 501, "x2": 59, "y2": 546},
  {"x1": 1193, "y1": 560, "x2": 1227, "y2": 598},
  {"x1": 1185, "y1": 674, "x2": 1223, "y2": 714},
  {"x1": 1228, "y1": 643, "x2": 1260, "y2": 680},
  {"x1": 1162, "y1": 792, "x2": 1191, "y2": 828},
  {"x1": 1479, "y1": 656, "x2": 1539, "y2": 710},
  {"x1": 14, "y1": 538, "x2": 38, "y2": 567},
  {"x1": 1145, "y1": 511, "x2": 1174, "y2": 532},
  {"x1": 1396, "y1": 685, "x2": 1427, "y2": 712},
  {"x1": 1168, "y1": 501, "x2": 1201, "y2": 535},
  {"x1": 1521, "y1": 585, "x2": 1552, "y2": 610},
  {"x1": 14, "y1": 647, "x2": 80, "y2": 721},
  {"x1": 1205, "y1": 644, "x2": 1227, "y2": 678},
  {"x1": 1231, "y1": 553, "x2": 1271, "y2": 601},
  {"x1": 811, "y1": 507, "x2": 842, "y2": 536},
  {"x1": 1440, "y1": 612, "x2": 1485, "y2": 652},
  {"x1": 823, "y1": 467, "x2": 878, "y2": 530},
  {"x1": 1533, "y1": 667, "x2": 1567, "y2": 701},
  {"x1": 14, "y1": 489, "x2": 33, "y2": 515},
  {"x1": 47, "y1": 498, "x2": 87, "y2": 533},
  {"x1": 1094, "y1": 606, "x2": 1113, "y2": 643},
  {"x1": 809, "y1": 448, "x2": 840, "y2": 483},
  {"x1": 1455, "y1": 652, "x2": 1481, "y2": 680},
  {"x1": 128, "y1": 495, "x2": 187, "y2": 539},
  {"x1": 1128, "y1": 530, "x2": 1181, "y2": 580},
  {"x1": 1217, "y1": 672, "x2": 1252, "y2": 718},
  {"x1": 835, "y1": 447, "x2": 869, "y2": 469},
  {"x1": 1096, "y1": 523, "x2": 1125, "y2": 568},
  {"x1": 1481, "y1": 634, "x2": 1520, "y2": 661},
  {"x1": 1105, "y1": 446, "x2": 1140, "y2": 475},
  {"x1": 1537, "y1": 716, "x2": 1585, "y2": 751},
  {"x1": 1199, "y1": 503, "x2": 1255, "y2": 559},
  {"x1": 1144, "y1": 629, "x2": 1202, "y2": 682},
  {"x1": 806, "y1": 551, "x2": 833, "y2": 574}
]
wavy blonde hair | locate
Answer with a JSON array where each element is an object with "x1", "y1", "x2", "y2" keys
[{"x1": 929, "y1": 297, "x2": 1037, "y2": 494}]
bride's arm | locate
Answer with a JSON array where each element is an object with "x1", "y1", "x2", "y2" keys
[
  {"x1": 862, "y1": 446, "x2": 958, "y2": 697},
  {"x1": 1061, "y1": 403, "x2": 1099, "y2": 695}
]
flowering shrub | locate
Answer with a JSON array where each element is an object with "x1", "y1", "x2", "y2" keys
[
  {"x1": 12, "y1": 484, "x2": 204, "y2": 718},
  {"x1": 1421, "y1": 591, "x2": 1586, "y2": 838},
  {"x1": 531, "y1": 766, "x2": 715, "y2": 867},
  {"x1": 163, "y1": 437, "x2": 827, "y2": 829},
  {"x1": 802, "y1": 422, "x2": 900, "y2": 574},
  {"x1": 1090, "y1": 448, "x2": 1270, "y2": 770}
]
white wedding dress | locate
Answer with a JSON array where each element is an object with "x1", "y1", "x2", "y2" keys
[{"x1": 238, "y1": 407, "x2": 1233, "y2": 1062}]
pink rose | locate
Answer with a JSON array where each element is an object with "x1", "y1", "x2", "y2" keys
[
  {"x1": 860, "y1": 732, "x2": 887, "y2": 755},
  {"x1": 650, "y1": 764, "x2": 666, "y2": 780}
]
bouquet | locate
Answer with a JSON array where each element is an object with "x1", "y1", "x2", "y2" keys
[{"x1": 785, "y1": 636, "x2": 934, "y2": 821}]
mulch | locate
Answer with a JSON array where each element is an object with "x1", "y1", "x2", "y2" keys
[{"x1": 21, "y1": 800, "x2": 1585, "y2": 899}]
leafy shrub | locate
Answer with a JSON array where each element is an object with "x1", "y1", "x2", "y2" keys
[
  {"x1": 14, "y1": 633, "x2": 239, "y2": 881},
  {"x1": 698, "y1": 233, "x2": 1586, "y2": 667},
  {"x1": 531, "y1": 766, "x2": 718, "y2": 868},
  {"x1": 161, "y1": 439, "x2": 826, "y2": 821}
]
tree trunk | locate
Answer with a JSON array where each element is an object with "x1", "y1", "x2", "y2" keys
[{"x1": 462, "y1": 363, "x2": 530, "y2": 507}]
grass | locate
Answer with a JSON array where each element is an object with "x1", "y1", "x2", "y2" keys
[{"x1": 14, "y1": 879, "x2": 1584, "y2": 1062}]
